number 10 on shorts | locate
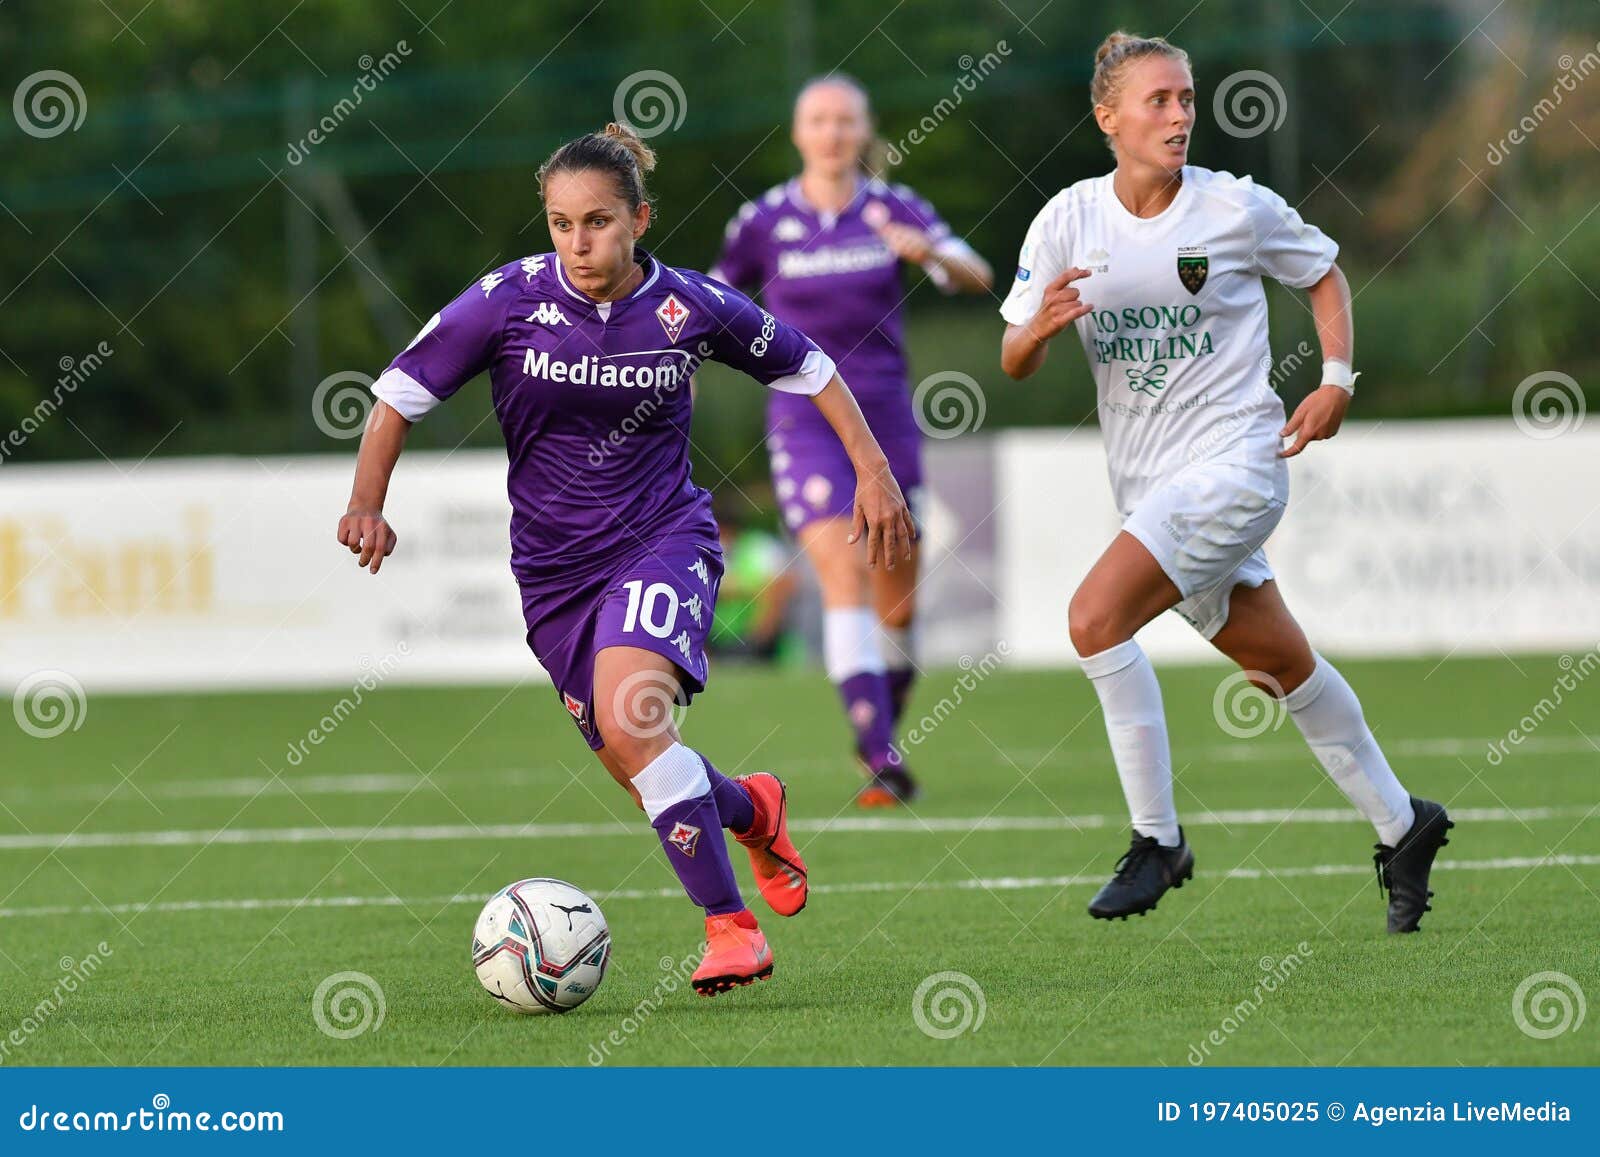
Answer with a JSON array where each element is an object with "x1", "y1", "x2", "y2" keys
[{"x1": 621, "y1": 579, "x2": 680, "y2": 638}]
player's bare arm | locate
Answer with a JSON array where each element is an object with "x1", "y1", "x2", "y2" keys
[
  {"x1": 1000, "y1": 267, "x2": 1094, "y2": 380},
  {"x1": 807, "y1": 372, "x2": 916, "y2": 569},
  {"x1": 877, "y1": 221, "x2": 993, "y2": 292},
  {"x1": 1279, "y1": 261, "x2": 1354, "y2": 458},
  {"x1": 337, "y1": 399, "x2": 412, "y2": 574}
]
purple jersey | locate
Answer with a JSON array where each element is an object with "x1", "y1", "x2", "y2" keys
[
  {"x1": 710, "y1": 177, "x2": 961, "y2": 424},
  {"x1": 373, "y1": 248, "x2": 836, "y2": 583}
]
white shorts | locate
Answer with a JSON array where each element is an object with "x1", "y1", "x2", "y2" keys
[{"x1": 1121, "y1": 457, "x2": 1289, "y2": 639}]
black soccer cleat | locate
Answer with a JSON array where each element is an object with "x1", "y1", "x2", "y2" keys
[
  {"x1": 1088, "y1": 829, "x2": 1195, "y2": 920},
  {"x1": 1373, "y1": 796, "x2": 1453, "y2": 933},
  {"x1": 856, "y1": 762, "x2": 920, "y2": 808}
]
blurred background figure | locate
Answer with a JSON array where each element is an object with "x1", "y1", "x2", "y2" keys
[
  {"x1": 709, "y1": 494, "x2": 802, "y2": 665},
  {"x1": 710, "y1": 74, "x2": 992, "y2": 807}
]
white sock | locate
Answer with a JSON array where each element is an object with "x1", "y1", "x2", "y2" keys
[
  {"x1": 823, "y1": 606, "x2": 885, "y2": 681},
  {"x1": 1079, "y1": 639, "x2": 1179, "y2": 846},
  {"x1": 630, "y1": 742, "x2": 710, "y2": 823},
  {"x1": 880, "y1": 624, "x2": 915, "y2": 673},
  {"x1": 1285, "y1": 654, "x2": 1415, "y2": 845}
]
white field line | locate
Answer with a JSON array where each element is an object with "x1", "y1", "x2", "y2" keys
[
  {"x1": 2, "y1": 853, "x2": 1598, "y2": 920},
  {"x1": 0, "y1": 804, "x2": 1594, "y2": 853},
  {"x1": 9, "y1": 734, "x2": 1598, "y2": 805}
]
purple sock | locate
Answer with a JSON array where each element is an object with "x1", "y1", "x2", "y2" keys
[
  {"x1": 697, "y1": 752, "x2": 755, "y2": 833},
  {"x1": 887, "y1": 667, "x2": 916, "y2": 731},
  {"x1": 651, "y1": 794, "x2": 745, "y2": 915},
  {"x1": 838, "y1": 670, "x2": 898, "y2": 769}
]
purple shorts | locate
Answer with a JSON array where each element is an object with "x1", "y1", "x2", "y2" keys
[
  {"x1": 768, "y1": 409, "x2": 923, "y2": 535},
  {"x1": 519, "y1": 535, "x2": 724, "y2": 751}
]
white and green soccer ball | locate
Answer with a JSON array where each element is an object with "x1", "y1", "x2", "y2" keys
[{"x1": 472, "y1": 878, "x2": 611, "y2": 1014}]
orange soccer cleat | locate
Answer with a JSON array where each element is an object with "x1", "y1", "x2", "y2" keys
[
  {"x1": 691, "y1": 910, "x2": 774, "y2": 996},
  {"x1": 854, "y1": 762, "x2": 920, "y2": 809},
  {"x1": 733, "y1": 772, "x2": 809, "y2": 916}
]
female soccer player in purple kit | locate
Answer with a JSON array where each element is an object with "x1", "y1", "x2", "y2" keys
[
  {"x1": 336, "y1": 124, "x2": 914, "y2": 995},
  {"x1": 712, "y1": 75, "x2": 993, "y2": 807}
]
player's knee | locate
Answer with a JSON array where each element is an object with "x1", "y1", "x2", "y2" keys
[
  {"x1": 818, "y1": 567, "x2": 870, "y2": 608},
  {"x1": 807, "y1": 541, "x2": 870, "y2": 604},
  {"x1": 1068, "y1": 593, "x2": 1123, "y2": 657},
  {"x1": 1262, "y1": 650, "x2": 1316, "y2": 697},
  {"x1": 879, "y1": 601, "x2": 915, "y2": 631},
  {"x1": 595, "y1": 719, "x2": 664, "y2": 774},
  {"x1": 594, "y1": 678, "x2": 679, "y2": 772},
  {"x1": 1229, "y1": 649, "x2": 1310, "y2": 698}
]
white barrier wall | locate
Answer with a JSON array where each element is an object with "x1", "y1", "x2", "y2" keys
[
  {"x1": 998, "y1": 419, "x2": 1600, "y2": 663},
  {"x1": 0, "y1": 452, "x2": 531, "y2": 691},
  {"x1": 3, "y1": 419, "x2": 1595, "y2": 693}
]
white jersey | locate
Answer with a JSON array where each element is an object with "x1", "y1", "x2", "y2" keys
[{"x1": 1000, "y1": 165, "x2": 1337, "y2": 513}]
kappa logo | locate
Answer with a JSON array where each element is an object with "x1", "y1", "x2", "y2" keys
[
  {"x1": 480, "y1": 271, "x2": 507, "y2": 297},
  {"x1": 682, "y1": 592, "x2": 704, "y2": 627},
  {"x1": 527, "y1": 301, "x2": 572, "y2": 326},
  {"x1": 667, "y1": 821, "x2": 701, "y2": 857},
  {"x1": 671, "y1": 630, "x2": 693, "y2": 660},
  {"x1": 562, "y1": 691, "x2": 587, "y2": 727},
  {"x1": 666, "y1": 266, "x2": 726, "y2": 305},
  {"x1": 802, "y1": 473, "x2": 833, "y2": 510},
  {"x1": 774, "y1": 215, "x2": 807, "y2": 241},
  {"x1": 687, "y1": 557, "x2": 709, "y2": 587},
  {"x1": 655, "y1": 293, "x2": 691, "y2": 342},
  {"x1": 521, "y1": 256, "x2": 547, "y2": 281}
]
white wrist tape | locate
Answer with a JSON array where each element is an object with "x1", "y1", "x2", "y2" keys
[{"x1": 1322, "y1": 359, "x2": 1359, "y2": 395}]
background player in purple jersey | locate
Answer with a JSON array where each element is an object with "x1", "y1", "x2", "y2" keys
[
  {"x1": 335, "y1": 123, "x2": 914, "y2": 996},
  {"x1": 711, "y1": 75, "x2": 993, "y2": 807}
]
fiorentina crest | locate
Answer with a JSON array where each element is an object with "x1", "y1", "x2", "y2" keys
[
  {"x1": 655, "y1": 293, "x2": 691, "y2": 342},
  {"x1": 1177, "y1": 246, "x2": 1208, "y2": 295},
  {"x1": 667, "y1": 821, "x2": 701, "y2": 857},
  {"x1": 562, "y1": 691, "x2": 587, "y2": 727}
]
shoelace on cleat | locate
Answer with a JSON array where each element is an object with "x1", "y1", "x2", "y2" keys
[
  {"x1": 1113, "y1": 836, "x2": 1162, "y2": 883},
  {"x1": 1372, "y1": 844, "x2": 1393, "y2": 897}
]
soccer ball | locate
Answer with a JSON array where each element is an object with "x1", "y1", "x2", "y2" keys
[{"x1": 472, "y1": 878, "x2": 611, "y2": 1014}]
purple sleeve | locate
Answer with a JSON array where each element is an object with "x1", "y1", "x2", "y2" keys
[
  {"x1": 889, "y1": 184, "x2": 953, "y2": 244},
  {"x1": 708, "y1": 206, "x2": 765, "y2": 293},
  {"x1": 891, "y1": 183, "x2": 980, "y2": 293},
  {"x1": 371, "y1": 271, "x2": 511, "y2": 419},
  {"x1": 698, "y1": 280, "x2": 835, "y2": 396}
]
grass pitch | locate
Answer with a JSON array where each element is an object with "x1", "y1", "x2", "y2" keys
[{"x1": 2, "y1": 656, "x2": 1597, "y2": 1067}]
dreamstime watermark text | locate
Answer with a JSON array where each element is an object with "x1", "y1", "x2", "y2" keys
[
  {"x1": 1187, "y1": 942, "x2": 1313, "y2": 1064},
  {"x1": 884, "y1": 44, "x2": 1011, "y2": 165},
  {"x1": 284, "y1": 642, "x2": 411, "y2": 766},
  {"x1": 1, "y1": 341, "x2": 113, "y2": 465},
  {"x1": 286, "y1": 43, "x2": 412, "y2": 165}
]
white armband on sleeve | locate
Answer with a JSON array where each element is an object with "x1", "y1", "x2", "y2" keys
[
  {"x1": 371, "y1": 367, "x2": 442, "y2": 420},
  {"x1": 921, "y1": 237, "x2": 979, "y2": 293},
  {"x1": 766, "y1": 349, "x2": 836, "y2": 397}
]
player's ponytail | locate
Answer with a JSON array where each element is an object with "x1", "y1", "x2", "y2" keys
[
  {"x1": 537, "y1": 123, "x2": 656, "y2": 213},
  {"x1": 599, "y1": 121, "x2": 657, "y2": 178},
  {"x1": 1090, "y1": 30, "x2": 1191, "y2": 153}
]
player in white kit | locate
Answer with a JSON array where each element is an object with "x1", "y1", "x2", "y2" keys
[{"x1": 1000, "y1": 31, "x2": 1453, "y2": 933}]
